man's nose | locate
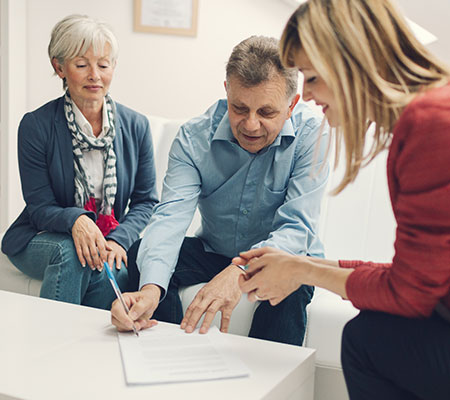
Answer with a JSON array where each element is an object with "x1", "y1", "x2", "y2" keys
[{"x1": 242, "y1": 114, "x2": 260, "y2": 132}]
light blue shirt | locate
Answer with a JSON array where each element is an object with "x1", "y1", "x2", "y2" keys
[{"x1": 137, "y1": 99, "x2": 329, "y2": 293}]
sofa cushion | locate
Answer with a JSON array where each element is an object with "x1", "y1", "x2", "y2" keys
[
  {"x1": 305, "y1": 287, "x2": 359, "y2": 369},
  {"x1": 0, "y1": 233, "x2": 41, "y2": 296}
]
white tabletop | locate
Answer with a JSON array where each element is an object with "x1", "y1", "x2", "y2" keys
[{"x1": 0, "y1": 290, "x2": 315, "y2": 400}]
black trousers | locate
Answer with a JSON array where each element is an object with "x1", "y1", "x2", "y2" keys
[
  {"x1": 341, "y1": 310, "x2": 450, "y2": 400},
  {"x1": 127, "y1": 237, "x2": 314, "y2": 346}
]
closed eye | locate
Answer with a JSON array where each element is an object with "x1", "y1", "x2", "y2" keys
[
  {"x1": 232, "y1": 105, "x2": 248, "y2": 114},
  {"x1": 258, "y1": 109, "x2": 277, "y2": 118}
]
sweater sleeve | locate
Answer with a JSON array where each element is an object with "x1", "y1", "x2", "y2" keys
[
  {"x1": 343, "y1": 92, "x2": 450, "y2": 317},
  {"x1": 339, "y1": 260, "x2": 392, "y2": 269}
]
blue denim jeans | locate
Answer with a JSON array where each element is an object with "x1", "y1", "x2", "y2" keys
[
  {"x1": 8, "y1": 232, "x2": 128, "y2": 310},
  {"x1": 128, "y1": 237, "x2": 314, "y2": 346}
]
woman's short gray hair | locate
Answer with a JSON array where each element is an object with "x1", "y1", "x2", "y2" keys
[
  {"x1": 226, "y1": 36, "x2": 298, "y2": 99},
  {"x1": 48, "y1": 14, "x2": 118, "y2": 73}
]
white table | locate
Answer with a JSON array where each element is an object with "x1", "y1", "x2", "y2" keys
[{"x1": 0, "y1": 290, "x2": 315, "y2": 400}]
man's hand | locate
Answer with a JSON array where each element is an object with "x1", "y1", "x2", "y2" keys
[
  {"x1": 72, "y1": 215, "x2": 111, "y2": 271},
  {"x1": 111, "y1": 284, "x2": 161, "y2": 332},
  {"x1": 180, "y1": 265, "x2": 244, "y2": 334},
  {"x1": 106, "y1": 240, "x2": 128, "y2": 270}
]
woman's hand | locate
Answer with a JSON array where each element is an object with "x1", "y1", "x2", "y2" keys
[
  {"x1": 72, "y1": 215, "x2": 111, "y2": 271},
  {"x1": 235, "y1": 247, "x2": 351, "y2": 301},
  {"x1": 234, "y1": 247, "x2": 310, "y2": 306},
  {"x1": 106, "y1": 240, "x2": 128, "y2": 270}
]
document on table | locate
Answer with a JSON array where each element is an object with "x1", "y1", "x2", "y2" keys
[{"x1": 118, "y1": 323, "x2": 250, "y2": 385}]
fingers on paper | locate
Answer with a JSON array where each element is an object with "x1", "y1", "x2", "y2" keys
[
  {"x1": 182, "y1": 298, "x2": 206, "y2": 333},
  {"x1": 199, "y1": 300, "x2": 221, "y2": 334}
]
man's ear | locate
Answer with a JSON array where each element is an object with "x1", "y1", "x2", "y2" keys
[
  {"x1": 51, "y1": 57, "x2": 65, "y2": 78},
  {"x1": 223, "y1": 80, "x2": 227, "y2": 92},
  {"x1": 287, "y1": 94, "x2": 300, "y2": 118}
]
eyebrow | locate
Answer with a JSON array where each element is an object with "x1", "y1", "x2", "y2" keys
[
  {"x1": 75, "y1": 55, "x2": 110, "y2": 61},
  {"x1": 232, "y1": 102, "x2": 275, "y2": 110}
]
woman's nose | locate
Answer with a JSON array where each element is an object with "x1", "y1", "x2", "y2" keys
[
  {"x1": 88, "y1": 66, "x2": 100, "y2": 81},
  {"x1": 302, "y1": 85, "x2": 312, "y2": 102}
]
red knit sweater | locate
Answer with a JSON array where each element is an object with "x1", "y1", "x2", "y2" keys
[{"x1": 340, "y1": 83, "x2": 450, "y2": 318}]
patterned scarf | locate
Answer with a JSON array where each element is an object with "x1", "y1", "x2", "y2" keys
[{"x1": 64, "y1": 91, "x2": 119, "y2": 236}]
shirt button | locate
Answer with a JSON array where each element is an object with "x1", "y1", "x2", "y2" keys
[{"x1": 242, "y1": 209, "x2": 248, "y2": 215}]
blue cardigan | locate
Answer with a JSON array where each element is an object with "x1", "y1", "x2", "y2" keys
[{"x1": 2, "y1": 96, "x2": 158, "y2": 256}]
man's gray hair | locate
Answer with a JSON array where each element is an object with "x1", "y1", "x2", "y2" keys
[
  {"x1": 226, "y1": 36, "x2": 298, "y2": 99},
  {"x1": 48, "y1": 14, "x2": 119, "y2": 88}
]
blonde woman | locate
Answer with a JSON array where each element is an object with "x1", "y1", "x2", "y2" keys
[{"x1": 235, "y1": 0, "x2": 450, "y2": 398}]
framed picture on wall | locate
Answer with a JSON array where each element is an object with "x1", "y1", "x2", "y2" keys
[{"x1": 134, "y1": 0, "x2": 199, "y2": 37}]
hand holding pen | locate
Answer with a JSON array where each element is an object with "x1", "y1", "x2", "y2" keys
[
  {"x1": 104, "y1": 261, "x2": 140, "y2": 336},
  {"x1": 107, "y1": 262, "x2": 161, "y2": 334}
]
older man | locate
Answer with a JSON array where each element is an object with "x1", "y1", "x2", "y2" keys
[{"x1": 111, "y1": 36, "x2": 329, "y2": 346}]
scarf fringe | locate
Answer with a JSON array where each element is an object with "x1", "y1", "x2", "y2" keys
[{"x1": 84, "y1": 197, "x2": 119, "y2": 236}]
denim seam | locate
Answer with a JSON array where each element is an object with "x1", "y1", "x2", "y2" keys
[{"x1": 28, "y1": 239, "x2": 67, "y2": 301}]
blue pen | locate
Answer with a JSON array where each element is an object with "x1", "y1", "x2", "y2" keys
[
  {"x1": 104, "y1": 261, "x2": 139, "y2": 337},
  {"x1": 233, "y1": 263, "x2": 248, "y2": 272}
]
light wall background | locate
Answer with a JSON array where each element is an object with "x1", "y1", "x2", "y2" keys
[
  {"x1": 1, "y1": 0, "x2": 448, "y2": 263},
  {"x1": 0, "y1": 0, "x2": 297, "y2": 231},
  {"x1": 27, "y1": 0, "x2": 297, "y2": 119}
]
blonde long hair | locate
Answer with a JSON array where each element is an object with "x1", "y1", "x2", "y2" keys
[{"x1": 280, "y1": 0, "x2": 450, "y2": 193}]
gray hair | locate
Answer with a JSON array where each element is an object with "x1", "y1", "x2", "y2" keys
[
  {"x1": 226, "y1": 36, "x2": 298, "y2": 99},
  {"x1": 48, "y1": 14, "x2": 119, "y2": 88}
]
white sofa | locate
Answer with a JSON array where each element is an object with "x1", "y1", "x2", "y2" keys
[{"x1": 0, "y1": 114, "x2": 373, "y2": 400}]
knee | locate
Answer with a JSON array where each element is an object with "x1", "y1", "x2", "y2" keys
[
  {"x1": 341, "y1": 311, "x2": 372, "y2": 365},
  {"x1": 49, "y1": 235, "x2": 80, "y2": 267},
  {"x1": 342, "y1": 315, "x2": 358, "y2": 351},
  {"x1": 257, "y1": 285, "x2": 313, "y2": 320},
  {"x1": 285, "y1": 284, "x2": 314, "y2": 309}
]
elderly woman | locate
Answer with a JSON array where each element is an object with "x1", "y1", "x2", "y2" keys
[
  {"x1": 1, "y1": 15, "x2": 158, "y2": 309},
  {"x1": 236, "y1": 0, "x2": 450, "y2": 399}
]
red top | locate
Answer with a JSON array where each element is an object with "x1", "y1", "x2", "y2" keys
[{"x1": 340, "y1": 83, "x2": 450, "y2": 318}]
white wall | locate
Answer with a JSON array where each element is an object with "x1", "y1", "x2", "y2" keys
[
  {"x1": 1, "y1": 0, "x2": 397, "y2": 264},
  {"x1": 0, "y1": 0, "x2": 27, "y2": 232},
  {"x1": 26, "y1": 0, "x2": 296, "y2": 119},
  {"x1": 0, "y1": 0, "x2": 297, "y2": 230},
  {"x1": 319, "y1": 147, "x2": 395, "y2": 262}
]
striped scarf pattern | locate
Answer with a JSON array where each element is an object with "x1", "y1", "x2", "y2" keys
[{"x1": 64, "y1": 91, "x2": 118, "y2": 235}]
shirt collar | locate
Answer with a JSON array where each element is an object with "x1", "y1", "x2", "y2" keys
[
  {"x1": 212, "y1": 112, "x2": 235, "y2": 142},
  {"x1": 72, "y1": 98, "x2": 109, "y2": 138},
  {"x1": 212, "y1": 110, "x2": 296, "y2": 150}
]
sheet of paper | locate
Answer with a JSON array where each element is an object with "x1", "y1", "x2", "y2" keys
[{"x1": 118, "y1": 323, "x2": 250, "y2": 385}]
